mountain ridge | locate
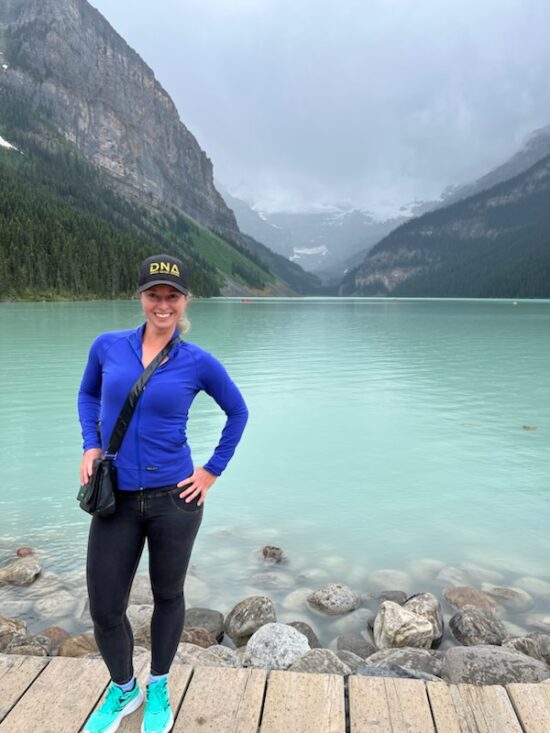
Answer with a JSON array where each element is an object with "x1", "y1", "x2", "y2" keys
[
  {"x1": 342, "y1": 152, "x2": 550, "y2": 298},
  {"x1": 0, "y1": 0, "x2": 239, "y2": 240}
]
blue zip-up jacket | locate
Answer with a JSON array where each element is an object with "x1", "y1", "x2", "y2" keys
[{"x1": 77, "y1": 325, "x2": 248, "y2": 491}]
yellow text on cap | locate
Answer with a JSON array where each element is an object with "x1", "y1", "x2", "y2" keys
[{"x1": 150, "y1": 262, "x2": 180, "y2": 276}]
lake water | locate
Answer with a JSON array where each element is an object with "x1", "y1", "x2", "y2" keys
[{"x1": 1, "y1": 298, "x2": 549, "y2": 642}]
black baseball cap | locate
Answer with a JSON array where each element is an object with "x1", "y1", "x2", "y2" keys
[{"x1": 138, "y1": 254, "x2": 189, "y2": 295}]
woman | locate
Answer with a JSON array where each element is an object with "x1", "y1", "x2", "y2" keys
[{"x1": 78, "y1": 254, "x2": 248, "y2": 733}]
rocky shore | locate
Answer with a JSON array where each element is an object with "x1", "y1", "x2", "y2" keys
[{"x1": 1, "y1": 545, "x2": 550, "y2": 685}]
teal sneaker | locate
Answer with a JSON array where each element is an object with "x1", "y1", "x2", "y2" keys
[
  {"x1": 141, "y1": 677, "x2": 174, "y2": 733},
  {"x1": 83, "y1": 680, "x2": 143, "y2": 733}
]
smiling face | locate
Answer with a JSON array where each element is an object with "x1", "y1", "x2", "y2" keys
[{"x1": 141, "y1": 284, "x2": 188, "y2": 335}]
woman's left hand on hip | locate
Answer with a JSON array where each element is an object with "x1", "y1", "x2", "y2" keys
[{"x1": 177, "y1": 467, "x2": 217, "y2": 506}]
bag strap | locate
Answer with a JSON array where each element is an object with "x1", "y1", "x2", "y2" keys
[{"x1": 105, "y1": 337, "x2": 178, "y2": 458}]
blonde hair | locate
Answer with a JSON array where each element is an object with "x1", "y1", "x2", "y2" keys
[{"x1": 178, "y1": 292, "x2": 192, "y2": 336}]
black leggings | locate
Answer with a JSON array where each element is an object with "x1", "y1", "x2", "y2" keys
[{"x1": 86, "y1": 484, "x2": 203, "y2": 684}]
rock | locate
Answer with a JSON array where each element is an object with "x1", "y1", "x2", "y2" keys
[
  {"x1": 461, "y1": 563, "x2": 504, "y2": 584},
  {"x1": 281, "y1": 588, "x2": 314, "y2": 612},
  {"x1": 436, "y1": 567, "x2": 468, "y2": 587},
  {"x1": 307, "y1": 583, "x2": 360, "y2": 616},
  {"x1": 355, "y1": 665, "x2": 440, "y2": 681},
  {"x1": 224, "y1": 596, "x2": 277, "y2": 647},
  {"x1": 328, "y1": 608, "x2": 375, "y2": 635},
  {"x1": 0, "y1": 600, "x2": 33, "y2": 617},
  {"x1": 195, "y1": 645, "x2": 240, "y2": 668},
  {"x1": 449, "y1": 605, "x2": 507, "y2": 646},
  {"x1": 443, "y1": 586, "x2": 498, "y2": 613},
  {"x1": 296, "y1": 569, "x2": 329, "y2": 584},
  {"x1": 403, "y1": 593, "x2": 444, "y2": 645},
  {"x1": 37, "y1": 626, "x2": 71, "y2": 653},
  {"x1": 0, "y1": 557, "x2": 41, "y2": 586},
  {"x1": 252, "y1": 572, "x2": 294, "y2": 591},
  {"x1": 289, "y1": 649, "x2": 351, "y2": 675},
  {"x1": 174, "y1": 642, "x2": 207, "y2": 666},
  {"x1": 324, "y1": 557, "x2": 348, "y2": 574},
  {"x1": 502, "y1": 621, "x2": 528, "y2": 638},
  {"x1": 0, "y1": 613, "x2": 27, "y2": 652},
  {"x1": 185, "y1": 608, "x2": 224, "y2": 642},
  {"x1": 58, "y1": 633, "x2": 98, "y2": 657},
  {"x1": 243, "y1": 622, "x2": 310, "y2": 670},
  {"x1": 126, "y1": 604, "x2": 153, "y2": 648},
  {"x1": 441, "y1": 645, "x2": 550, "y2": 685},
  {"x1": 407, "y1": 558, "x2": 446, "y2": 581},
  {"x1": 373, "y1": 601, "x2": 434, "y2": 650},
  {"x1": 286, "y1": 622, "x2": 321, "y2": 649},
  {"x1": 184, "y1": 575, "x2": 209, "y2": 605},
  {"x1": 5, "y1": 633, "x2": 50, "y2": 656},
  {"x1": 16, "y1": 547, "x2": 36, "y2": 558},
  {"x1": 515, "y1": 577, "x2": 550, "y2": 598},
  {"x1": 19, "y1": 572, "x2": 63, "y2": 599},
  {"x1": 335, "y1": 633, "x2": 376, "y2": 659},
  {"x1": 336, "y1": 650, "x2": 365, "y2": 673},
  {"x1": 480, "y1": 584, "x2": 535, "y2": 613},
  {"x1": 526, "y1": 614, "x2": 550, "y2": 633},
  {"x1": 181, "y1": 627, "x2": 217, "y2": 648},
  {"x1": 364, "y1": 590, "x2": 408, "y2": 606},
  {"x1": 129, "y1": 575, "x2": 153, "y2": 605},
  {"x1": 33, "y1": 590, "x2": 79, "y2": 618},
  {"x1": 503, "y1": 634, "x2": 550, "y2": 666},
  {"x1": 62, "y1": 569, "x2": 87, "y2": 589},
  {"x1": 368, "y1": 570, "x2": 411, "y2": 592},
  {"x1": 366, "y1": 647, "x2": 443, "y2": 677},
  {"x1": 261, "y1": 546, "x2": 285, "y2": 563}
]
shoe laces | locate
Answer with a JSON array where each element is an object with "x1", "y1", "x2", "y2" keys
[
  {"x1": 100, "y1": 683, "x2": 127, "y2": 714},
  {"x1": 146, "y1": 679, "x2": 169, "y2": 714}
]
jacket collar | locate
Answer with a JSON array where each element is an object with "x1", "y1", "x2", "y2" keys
[{"x1": 128, "y1": 323, "x2": 180, "y2": 361}]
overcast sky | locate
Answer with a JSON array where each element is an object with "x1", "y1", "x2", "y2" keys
[{"x1": 91, "y1": 0, "x2": 550, "y2": 216}]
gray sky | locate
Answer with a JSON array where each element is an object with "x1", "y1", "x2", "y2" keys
[{"x1": 91, "y1": 0, "x2": 550, "y2": 216}]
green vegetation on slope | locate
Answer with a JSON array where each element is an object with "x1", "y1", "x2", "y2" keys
[
  {"x1": 345, "y1": 154, "x2": 550, "y2": 298},
  {"x1": 0, "y1": 97, "x2": 275, "y2": 299}
]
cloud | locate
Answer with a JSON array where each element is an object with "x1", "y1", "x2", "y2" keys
[{"x1": 91, "y1": 0, "x2": 550, "y2": 213}]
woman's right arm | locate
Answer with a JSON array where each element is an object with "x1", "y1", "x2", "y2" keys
[{"x1": 78, "y1": 338, "x2": 104, "y2": 485}]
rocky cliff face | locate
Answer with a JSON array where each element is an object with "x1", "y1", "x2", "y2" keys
[{"x1": 0, "y1": 0, "x2": 239, "y2": 240}]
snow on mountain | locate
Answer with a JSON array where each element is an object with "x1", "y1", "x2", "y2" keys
[{"x1": 0, "y1": 134, "x2": 18, "y2": 151}]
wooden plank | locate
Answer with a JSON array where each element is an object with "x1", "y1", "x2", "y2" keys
[
  {"x1": 0, "y1": 656, "x2": 108, "y2": 733},
  {"x1": 507, "y1": 683, "x2": 550, "y2": 733},
  {"x1": 118, "y1": 661, "x2": 193, "y2": 731},
  {"x1": 261, "y1": 670, "x2": 344, "y2": 733},
  {"x1": 448, "y1": 684, "x2": 522, "y2": 733},
  {"x1": 426, "y1": 682, "x2": 462, "y2": 733},
  {"x1": 0, "y1": 654, "x2": 50, "y2": 722},
  {"x1": 348, "y1": 676, "x2": 435, "y2": 732},
  {"x1": 175, "y1": 666, "x2": 266, "y2": 733}
]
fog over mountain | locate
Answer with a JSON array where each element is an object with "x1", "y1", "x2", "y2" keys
[{"x1": 90, "y1": 0, "x2": 550, "y2": 216}]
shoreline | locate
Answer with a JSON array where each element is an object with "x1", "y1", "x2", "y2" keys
[{"x1": 1, "y1": 544, "x2": 550, "y2": 684}]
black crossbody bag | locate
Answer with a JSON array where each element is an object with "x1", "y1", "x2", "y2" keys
[{"x1": 77, "y1": 338, "x2": 177, "y2": 517}]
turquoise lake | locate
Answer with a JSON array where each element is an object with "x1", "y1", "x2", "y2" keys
[{"x1": 1, "y1": 298, "x2": 549, "y2": 635}]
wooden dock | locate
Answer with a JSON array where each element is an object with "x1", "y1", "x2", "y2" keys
[{"x1": 1, "y1": 653, "x2": 549, "y2": 732}]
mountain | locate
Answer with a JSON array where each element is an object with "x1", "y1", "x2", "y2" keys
[
  {"x1": 221, "y1": 193, "x2": 411, "y2": 281},
  {"x1": 0, "y1": 0, "x2": 238, "y2": 241},
  {"x1": 0, "y1": 0, "x2": 319, "y2": 297},
  {"x1": 441, "y1": 125, "x2": 550, "y2": 207},
  {"x1": 220, "y1": 189, "x2": 293, "y2": 257},
  {"x1": 0, "y1": 132, "x2": 279, "y2": 298},
  {"x1": 240, "y1": 234, "x2": 325, "y2": 294},
  {"x1": 342, "y1": 153, "x2": 550, "y2": 298}
]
